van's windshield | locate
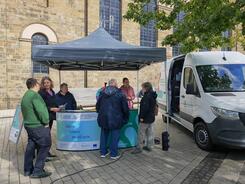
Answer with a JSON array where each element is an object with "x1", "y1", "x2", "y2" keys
[{"x1": 196, "y1": 64, "x2": 245, "y2": 92}]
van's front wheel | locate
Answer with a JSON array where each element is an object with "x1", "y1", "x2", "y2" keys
[{"x1": 194, "y1": 122, "x2": 213, "y2": 151}]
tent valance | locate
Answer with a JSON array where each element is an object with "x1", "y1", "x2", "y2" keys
[{"x1": 32, "y1": 28, "x2": 166, "y2": 71}]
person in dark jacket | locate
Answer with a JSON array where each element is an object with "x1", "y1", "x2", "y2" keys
[
  {"x1": 56, "y1": 83, "x2": 77, "y2": 110},
  {"x1": 39, "y1": 76, "x2": 59, "y2": 158},
  {"x1": 132, "y1": 82, "x2": 157, "y2": 154},
  {"x1": 96, "y1": 79, "x2": 129, "y2": 160}
]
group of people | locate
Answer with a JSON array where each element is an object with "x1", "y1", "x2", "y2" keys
[
  {"x1": 21, "y1": 76, "x2": 77, "y2": 178},
  {"x1": 96, "y1": 78, "x2": 157, "y2": 158},
  {"x1": 21, "y1": 76, "x2": 157, "y2": 179},
  {"x1": 96, "y1": 77, "x2": 135, "y2": 109}
]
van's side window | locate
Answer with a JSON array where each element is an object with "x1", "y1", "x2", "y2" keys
[{"x1": 184, "y1": 67, "x2": 200, "y2": 95}]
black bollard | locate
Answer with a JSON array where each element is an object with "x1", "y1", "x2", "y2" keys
[{"x1": 162, "y1": 131, "x2": 169, "y2": 151}]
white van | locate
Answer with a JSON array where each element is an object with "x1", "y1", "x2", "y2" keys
[{"x1": 157, "y1": 51, "x2": 245, "y2": 150}]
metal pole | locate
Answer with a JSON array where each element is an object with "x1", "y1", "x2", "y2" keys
[
  {"x1": 84, "y1": 0, "x2": 88, "y2": 88},
  {"x1": 164, "y1": 61, "x2": 169, "y2": 132},
  {"x1": 136, "y1": 70, "x2": 139, "y2": 109},
  {"x1": 59, "y1": 70, "x2": 61, "y2": 85},
  {"x1": 84, "y1": 70, "x2": 88, "y2": 88},
  {"x1": 31, "y1": 61, "x2": 34, "y2": 78}
]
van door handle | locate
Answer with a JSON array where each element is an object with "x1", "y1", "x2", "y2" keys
[{"x1": 181, "y1": 95, "x2": 185, "y2": 98}]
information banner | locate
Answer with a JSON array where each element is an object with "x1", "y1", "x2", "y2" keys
[
  {"x1": 56, "y1": 110, "x2": 139, "y2": 151},
  {"x1": 56, "y1": 112, "x2": 101, "y2": 151},
  {"x1": 118, "y1": 109, "x2": 138, "y2": 148},
  {"x1": 9, "y1": 105, "x2": 23, "y2": 144}
]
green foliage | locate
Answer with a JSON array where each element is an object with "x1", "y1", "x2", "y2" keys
[{"x1": 124, "y1": 0, "x2": 245, "y2": 53}]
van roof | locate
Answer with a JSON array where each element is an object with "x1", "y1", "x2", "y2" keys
[{"x1": 185, "y1": 51, "x2": 245, "y2": 66}]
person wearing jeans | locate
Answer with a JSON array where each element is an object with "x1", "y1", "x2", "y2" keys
[
  {"x1": 132, "y1": 82, "x2": 157, "y2": 154},
  {"x1": 96, "y1": 79, "x2": 129, "y2": 159},
  {"x1": 21, "y1": 78, "x2": 52, "y2": 178},
  {"x1": 136, "y1": 123, "x2": 154, "y2": 151},
  {"x1": 24, "y1": 126, "x2": 51, "y2": 177},
  {"x1": 100, "y1": 129, "x2": 121, "y2": 157}
]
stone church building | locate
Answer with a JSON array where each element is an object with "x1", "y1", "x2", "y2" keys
[{"x1": 0, "y1": 0, "x2": 243, "y2": 109}]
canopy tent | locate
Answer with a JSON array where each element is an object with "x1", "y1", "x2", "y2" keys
[
  {"x1": 32, "y1": 28, "x2": 170, "y2": 149},
  {"x1": 32, "y1": 28, "x2": 166, "y2": 71}
]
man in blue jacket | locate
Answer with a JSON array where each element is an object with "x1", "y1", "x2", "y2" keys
[
  {"x1": 96, "y1": 79, "x2": 129, "y2": 160},
  {"x1": 56, "y1": 83, "x2": 77, "y2": 110}
]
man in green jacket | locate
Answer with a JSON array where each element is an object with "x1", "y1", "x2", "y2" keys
[{"x1": 21, "y1": 78, "x2": 52, "y2": 178}]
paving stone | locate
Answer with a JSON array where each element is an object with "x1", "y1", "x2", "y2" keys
[
  {"x1": 106, "y1": 179, "x2": 119, "y2": 184},
  {"x1": 64, "y1": 181, "x2": 75, "y2": 184},
  {"x1": 1, "y1": 117, "x2": 245, "y2": 184},
  {"x1": 71, "y1": 174, "x2": 84, "y2": 183}
]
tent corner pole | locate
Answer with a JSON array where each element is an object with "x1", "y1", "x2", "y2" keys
[
  {"x1": 84, "y1": 0, "x2": 88, "y2": 88},
  {"x1": 84, "y1": 70, "x2": 88, "y2": 88},
  {"x1": 31, "y1": 60, "x2": 34, "y2": 78},
  {"x1": 136, "y1": 70, "x2": 139, "y2": 109},
  {"x1": 164, "y1": 61, "x2": 169, "y2": 132},
  {"x1": 59, "y1": 70, "x2": 61, "y2": 85}
]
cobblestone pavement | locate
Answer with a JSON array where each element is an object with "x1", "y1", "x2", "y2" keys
[{"x1": 0, "y1": 115, "x2": 244, "y2": 184}]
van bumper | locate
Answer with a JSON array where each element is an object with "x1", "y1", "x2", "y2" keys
[{"x1": 207, "y1": 117, "x2": 245, "y2": 149}]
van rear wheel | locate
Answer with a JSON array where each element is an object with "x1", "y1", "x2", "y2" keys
[{"x1": 194, "y1": 122, "x2": 213, "y2": 151}]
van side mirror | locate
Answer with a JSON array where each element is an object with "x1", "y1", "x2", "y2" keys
[{"x1": 186, "y1": 84, "x2": 195, "y2": 95}]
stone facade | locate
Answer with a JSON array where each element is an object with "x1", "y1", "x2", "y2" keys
[
  {"x1": 0, "y1": 0, "x2": 86, "y2": 109},
  {"x1": 0, "y1": 0, "x2": 243, "y2": 109},
  {"x1": 0, "y1": 0, "x2": 173, "y2": 109}
]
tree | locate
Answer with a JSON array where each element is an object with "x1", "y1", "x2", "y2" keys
[
  {"x1": 231, "y1": 26, "x2": 245, "y2": 50},
  {"x1": 124, "y1": 0, "x2": 245, "y2": 53}
]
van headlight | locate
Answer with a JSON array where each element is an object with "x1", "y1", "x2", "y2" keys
[{"x1": 211, "y1": 107, "x2": 239, "y2": 120}]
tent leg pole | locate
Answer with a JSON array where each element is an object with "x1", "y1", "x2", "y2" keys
[
  {"x1": 31, "y1": 61, "x2": 34, "y2": 78},
  {"x1": 59, "y1": 70, "x2": 61, "y2": 85},
  {"x1": 136, "y1": 70, "x2": 139, "y2": 109},
  {"x1": 162, "y1": 60, "x2": 170, "y2": 151},
  {"x1": 84, "y1": 0, "x2": 88, "y2": 88},
  {"x1": 84, "y1": 70, "x2": 88, "y2": 88},
  {"x1": 165, "y1": 61, "x2": 169, "y2": 132}
]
